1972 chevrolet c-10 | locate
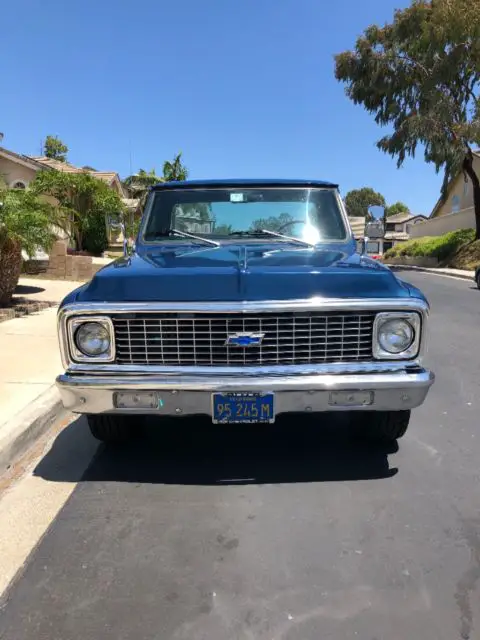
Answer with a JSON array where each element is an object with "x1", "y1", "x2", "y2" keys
[{"x1": 56, "y1": 179, "x2": 435, "y2": 444}]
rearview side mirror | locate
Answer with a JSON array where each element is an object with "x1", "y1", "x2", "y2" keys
[{"x1": 368, "y1": 205, "x2": 385, "y2": 221}]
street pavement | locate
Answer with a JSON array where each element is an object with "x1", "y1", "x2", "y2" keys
[{"x1": 0, "y1": 270, "x2": 479, "y2": 640}]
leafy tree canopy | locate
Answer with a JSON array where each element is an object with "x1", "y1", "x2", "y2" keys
[
  {"x1": 123, "y1": 169, "x2": 163, "y2": 207},
  {"x1": 163, "y1": 152, "x2": 189, "y2": 182},
  {"x1": 124, "y1": 153, "x2": 190, "y2": 209},
  {"x1": 0, "y1": 182, "x2": 57, "y2": 304},
  {"x1": 386, "y1": 201, "x2": 410, "y2": 217},
  {"x1": 335, "y1": 0, "x2": 480, "y2": 237},
  {"x1": 31, "y1": 170, "x2": 124, "y2": 253},
  {"x1": 344, "y1": 188, "x2": 386, "y2": 218},
  {"x1": 44, "y1": 135, "x2": 68, "y2": 162},
  {"x1": 0, "y1": 184, "x2": 56, "y2": 257},
  {"x1": 249, "y1": 212, "x2": 295, "y2": 232}
]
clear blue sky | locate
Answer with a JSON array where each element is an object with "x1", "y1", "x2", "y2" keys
[{"x1": 0, "y1": 0, "x2": 442, "y2": 215}]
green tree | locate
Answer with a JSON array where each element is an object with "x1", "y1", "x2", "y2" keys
[
  {"x1": 386, "y1": 201, "x2": 410, "y2": 217},
  {"x1": 250, "y1": 212, "x2": 295, "y2": 232},
  {"x1": 162, "y1": 152, "x2": 189, "y2": 182},
  {"x1": 44, "y1": 135, "x2": 68, "y2": 162},
  {"x1": 0, "y1": 183, "x2": 57, "y2": 304},
  {"x1": 32, "y1": 170, "x2": 124, "y2": 254},
  {"x1": 123, "y1": 168, "x2": 163, "y2": 207},
  {"x1": 344, "y1": 188, "x2": 386, "y2": 218},
  {"x1": 213, "y1": 223, "x2": 233, "y2": 235},
  {"x1": 335, "y1": 0, "x2": 480, "y2": 238}
]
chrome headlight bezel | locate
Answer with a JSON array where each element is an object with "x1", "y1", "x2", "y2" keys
[
  {"x1": 67, "y1": 316, "x2": 115, "y2": 363},
  {"x1": 373, "y1": 311, "x2": 421, "y2": 360}
]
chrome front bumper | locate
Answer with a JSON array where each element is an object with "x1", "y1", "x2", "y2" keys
[{"x1": 56, "y1": 369, "x2": 435, "y2": 416}]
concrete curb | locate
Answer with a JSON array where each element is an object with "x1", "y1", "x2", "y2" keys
[
  {"x1": 386, "y1": 264, "x2": 474, "y2": 281},
  {"x1": 0, "y1": 300, "x2": 57, "y2": 325},
  {"x1": 0, "y1": 385, "x2": 64, "y2": 473}
]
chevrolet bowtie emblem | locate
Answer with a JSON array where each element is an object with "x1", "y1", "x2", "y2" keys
[{"x1": 225, "y1": 332, "x2": 265, "y2": 347}]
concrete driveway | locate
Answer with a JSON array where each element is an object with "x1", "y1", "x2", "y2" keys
[{"x1": 0, "y1": 270, "x2": 479, "y2": 640}]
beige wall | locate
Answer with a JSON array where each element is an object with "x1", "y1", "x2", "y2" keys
[
  {"x1": 434, "y1": 156, "x2": 480, "y2": 217},
  {"x1": 0, "y1": 157, "x2": 37, "y2": 188},
  {"x1": 409, "y1": 207, "x2": 475, "y2": 238}
]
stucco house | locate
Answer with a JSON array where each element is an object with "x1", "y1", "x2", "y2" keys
[
  {"x1": 408, "y1": 151, "x2": 479, "y2": 239},
  {"x1": 0, "y1": 146, "x2": 139, "y2": 248},
  {"x1": 364, "y1": 212, "x2": 427, "y2": 255},
  {"x1": 0, "y1": 147, "x2": 48, "y2": 189},
  {"x1": 430, "y1": 151, "x2": 480, "y2": 219},
  {"x1": 383, "y1": 212, "x2": 428, "y2": 252},
  {"x1": 349, "y1": 212, "x2": 426, "y2": 255}
]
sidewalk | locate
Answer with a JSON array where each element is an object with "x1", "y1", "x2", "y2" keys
[
  {"x1": 0, "y1": 278, "x2": 82, "y2": 468},
  {"x1": 388, "y1": 264, "x2": 475, "y2": 281}
]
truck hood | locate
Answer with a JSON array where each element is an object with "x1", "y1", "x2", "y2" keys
[{"x1": 76, "y1": 242, "x2": 411, "y2": 303}]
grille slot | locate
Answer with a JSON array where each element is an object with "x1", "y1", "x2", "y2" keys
[{"x1": 112, "y1": 311, "x2": 375, "y2": 366}]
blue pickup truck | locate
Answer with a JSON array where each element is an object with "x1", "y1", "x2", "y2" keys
[{"x1": 56, "y1": 179, "x2": 434, "y2": 444}]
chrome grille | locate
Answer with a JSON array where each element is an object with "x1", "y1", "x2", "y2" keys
[{"x1": 112, "y1": 311, "x2": 375, "y2": 366}]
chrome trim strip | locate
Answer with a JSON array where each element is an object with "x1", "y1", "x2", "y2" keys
[
  {"x1": 58, "y1": 297, "x2": 429, "y2": 372},
  {"x1": 139, "y1": 186, "x2": 352, "y2": 246},
  {"x1": 56, "y1": 369, "x2": 435, "y2": 414},
  {"x1": 58, "y1": 298, "x2": 429, "y2": 315},
  {"x1": 67, "y1": 315, "x2": 116, "y2": 364},
  {"x1": 372, "y1": 311, "x2": 422, "y2": 361},
  {"x1": 64, "y1": 360, "x2": 423, "y2": 377}
]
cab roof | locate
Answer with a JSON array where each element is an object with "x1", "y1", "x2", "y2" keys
[{"x1": 151, "y1": 178, "x2": 338, "y2": 191}]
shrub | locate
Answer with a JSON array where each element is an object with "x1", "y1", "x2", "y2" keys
[
  {"x1": 32, "y1": 170, "x2": 124, "y2": 255},
  {"x1": 82, "y1": 211, "x2": 108, "y2": 255},
  {"x1": 0, "y1": 187, "x2": 57, "y2": 305},
  {"x1": 384, "y1": 229, "x2": 475, "y2": 261}
]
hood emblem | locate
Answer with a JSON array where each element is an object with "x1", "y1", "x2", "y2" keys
[{"x1": 225, "y1": 332, "x2": 265, "y2": 347}]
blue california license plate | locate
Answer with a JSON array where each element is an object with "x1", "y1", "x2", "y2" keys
[{"x1": 212, "y1": 392, "x2": 275, "y2": 424}]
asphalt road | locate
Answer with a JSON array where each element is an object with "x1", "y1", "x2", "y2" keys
[{"x1": 1, "y1": 270, "x2": 479, "y2": 640}]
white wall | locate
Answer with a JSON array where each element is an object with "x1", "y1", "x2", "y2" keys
[{"x1": 408, "y1": 207, "x2": 475, "y2": 237}]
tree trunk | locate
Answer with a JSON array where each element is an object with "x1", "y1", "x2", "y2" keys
[
  {"x1": 462, "y1": 152, "x2": 480, "y2": 240},
  {"x1": 0, "y1": 237, "x2": 23, "y2": 306}
]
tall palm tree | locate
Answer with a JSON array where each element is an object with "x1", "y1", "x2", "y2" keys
[{"x1": 162, "y1": 152, "x2": 189, "y2": 182}]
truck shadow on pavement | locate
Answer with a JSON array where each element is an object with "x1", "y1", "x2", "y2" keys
[{"x1": 34, "y1": 413, "x2": 399, "y2": 485}]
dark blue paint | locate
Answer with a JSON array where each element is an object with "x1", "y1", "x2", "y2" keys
[
  {"x1": 60, "y1": 239, "x2": 415, "y2": 306},
  {"x1": 151, "y1": 178, "x2": 338, "y2": 191},
  {"x1": 57, "y1": 178, "x2": 427, "y2": 309}
]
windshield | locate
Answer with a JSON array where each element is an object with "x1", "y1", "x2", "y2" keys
[{"x1": 142, "y1": 187, "x2": 348, "y2": 244}]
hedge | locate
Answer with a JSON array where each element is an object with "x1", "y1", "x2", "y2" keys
[{"x1": 384, "y1": 229, "x2": 475, "y2": 261}]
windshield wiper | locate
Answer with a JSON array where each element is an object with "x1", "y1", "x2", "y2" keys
[
  {"x1": 149, "y1": 229, "x2": 220, "y2": 247},
  {"x1": 228, "y1": 229, "x2": 314, "y2": 247}
]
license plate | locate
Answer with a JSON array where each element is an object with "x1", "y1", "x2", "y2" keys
[{"x1": 212, "y1": 392, "x2": 275, "y2": 424}]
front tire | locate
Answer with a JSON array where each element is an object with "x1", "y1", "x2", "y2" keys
[
  {"x1": 87, "y1": 414, "x2": 142, "y2": 443},
  {"x1": 351, "y1": 410, "x2": 411, "y2": 443},
  {"x1": 476, "y1": 271, "x2": 480, "y2": 290}
]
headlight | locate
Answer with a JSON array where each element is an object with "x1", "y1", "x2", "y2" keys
[
  {"x1": 75, "y1": 322, "x2": 110, "y2": 356},
  {"x1": 378, "y1": 318, "x2": 414, "y2": 353},
  {"x1": 373, "y1": 312, "x2": 421, "y2": 360},
  {"x1": 68, "y1": 316, "x2": 115, "y2": 363}
]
